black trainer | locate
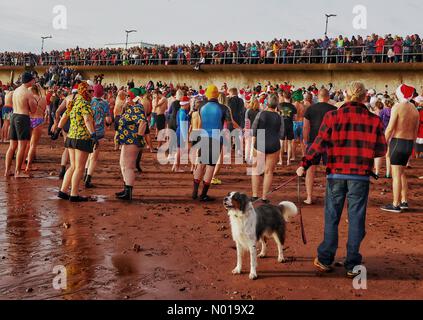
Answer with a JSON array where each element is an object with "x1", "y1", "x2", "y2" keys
[
  {"x1": 400, "y1": 202, "x2": 409, "y2": 210},
  {"x1": 381, "y1": 204, "x2": 402, "y2": 213}
]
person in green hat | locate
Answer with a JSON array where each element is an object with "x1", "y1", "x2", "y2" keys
[
  {"x1": 115, "y1": 88, "x2": 148, "y2": 200},
  {"x1": 292, "y1": 89, "x2": 307, "y2": 161}
]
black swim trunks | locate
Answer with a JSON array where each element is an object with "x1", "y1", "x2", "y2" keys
[
  {"x1": 156, "y1": 114, "x2": 166, "y2": 131},
  {"x1": 9, "y1": 114, "x2": 31, "y2": 141},
  {"x1": 389, "y1": 138, "x2": 414, "y2": 166}
]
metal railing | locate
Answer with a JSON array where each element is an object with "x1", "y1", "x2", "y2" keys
[{"x1": 1, "y1": 45, "x2": 422, "y2": 67}]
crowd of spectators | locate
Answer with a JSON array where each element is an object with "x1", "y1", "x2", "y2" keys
[{"x1": 0, "y1": 34, "x2": 422, "y2": 67}]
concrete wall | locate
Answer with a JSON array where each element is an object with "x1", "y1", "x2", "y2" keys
[{"x1": 1, "y1": 64, "x2": 422, "y2": 93}]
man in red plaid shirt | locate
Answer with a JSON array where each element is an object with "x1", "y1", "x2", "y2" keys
[{"x1": 296, "y1": 81, "x2": 387, "y2": 278}]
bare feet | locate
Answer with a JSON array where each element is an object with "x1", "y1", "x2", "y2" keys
[
  {"x1": 4, "y1": 170, "x2": 13, "y2": 177},
  {"x1": 14, "y1": 172, "x2": 31, "y2": 179},
  {"x1": 304, "y1": 199, "x2": 313, "y2": 205}
]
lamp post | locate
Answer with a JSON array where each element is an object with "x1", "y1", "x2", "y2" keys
[
  {"x1": 324, "y1": 14, "x2": 337, "y2": 37},
  {"x1": 41, "y1": 35, "x2": 52, "y2": 53},
  {"x1": 125, "y1": 30, "x2": 137, "y2": 50}
]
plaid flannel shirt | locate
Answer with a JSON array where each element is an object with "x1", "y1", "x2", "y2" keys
[{"x1": 301, "y1": 101, "x2": 387, "y2": 176}]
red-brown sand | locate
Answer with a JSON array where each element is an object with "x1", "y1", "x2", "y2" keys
[{"x1": 0, "y1": 128, "x2": 422, "y2": 300}]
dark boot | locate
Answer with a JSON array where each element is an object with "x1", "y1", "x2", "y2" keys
[
  {"x1": 59, "y1": 166, "x2": 66, "y2": 180},
  {"x1": 115, "y1": 184, "x2": 126, "y2": 197},
  {"x1": 192, "y1": 179, "x2": 200, "y2": 200},
  {"x1": 199, "y1": 182, "x2": 215, "y2": 202},
  {"x1": 85, "y1": 175, "x2": 94, "y2": 188},
  {"x1": 136, "y1": 151, "x2": 143, "y2": 173},
  {"x1": 116, "y1": 185, "x2": 133, "y2": 201}
]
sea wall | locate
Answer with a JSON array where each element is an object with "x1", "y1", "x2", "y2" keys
[{"x1": 1, "y1": 63, "x2": 422, "y2": 93}]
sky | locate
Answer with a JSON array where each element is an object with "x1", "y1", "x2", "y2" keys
[{"x1": 0, "y1": 0, "x2": 421, "y2": 53}]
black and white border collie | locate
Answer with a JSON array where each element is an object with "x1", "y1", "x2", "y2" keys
[{"x1": 223, "y1": 192, "x2": 298, "y2": 280}]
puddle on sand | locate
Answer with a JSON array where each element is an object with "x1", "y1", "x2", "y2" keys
[{"x1": 95, "y1": 195, "x2": 107, "y2": 203}]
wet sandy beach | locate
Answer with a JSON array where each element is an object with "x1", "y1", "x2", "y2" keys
[{"x1": 0, "y1": 128, "x2": 422, "y2": 300}]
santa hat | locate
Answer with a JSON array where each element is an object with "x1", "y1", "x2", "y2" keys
[
  {"x1": 396, "y1": 84, "x2": 415, "y2": 103},
  {"x1": 180, "y1": 96, "x2": 190, "y2": 106}
]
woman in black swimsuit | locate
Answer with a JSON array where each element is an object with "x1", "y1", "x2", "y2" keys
[{"x1": 251, "y1": 94, "x2": 285, "y2": 203}]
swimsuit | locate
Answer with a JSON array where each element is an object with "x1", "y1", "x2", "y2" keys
[
  {"x1": 30, "y1": 118, "x2": 44, "y2": 129},
  {"x1": 293, "y1": 121, "x2": 304, "y2": 140},
  {"x1": 253, "y1": 111, "x2": 284, "y2": 154},
  {"x1": 2, "y1": 106, "x2": 13, "y2": 121}
]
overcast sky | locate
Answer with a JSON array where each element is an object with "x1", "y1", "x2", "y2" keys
[{"x1": 0, "y1": 0, "x2": 421, "y2": 53}]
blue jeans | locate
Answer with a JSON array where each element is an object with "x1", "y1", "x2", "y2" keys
[{"x1": 318, "y1": 178, "x2": 370, "y2": 271}]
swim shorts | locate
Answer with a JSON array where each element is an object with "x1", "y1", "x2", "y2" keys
[
  {"x1": 156, "y1": 114, "x2": 166, "y2": 131},
  {"x1": 2, "y1": 106, "x2": 13, "y2": 121},
  {"x1": 293, "y1": 121, "x2": 303, "y2": 140},
  {"x1": 389, "y1": 138, "x2": 414, "y2": 166},
  {"x1": 10, "y1": 114, "x2": 31, "y2": 141}
]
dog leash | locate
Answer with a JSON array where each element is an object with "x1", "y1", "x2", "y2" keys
[
  {"x1": 297, "y1": 176, "x2": 307, "y2": 245},
  {"x1": 252, "y1": 174, "x2": 307, "y2": 245},
  {"x1": 252, "y1": 175, "x2": 298, "y2": 204}
]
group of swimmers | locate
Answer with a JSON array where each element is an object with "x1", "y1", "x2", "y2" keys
[{"x1": 1, "y1": 72, "x2": 422, "y2": 211}]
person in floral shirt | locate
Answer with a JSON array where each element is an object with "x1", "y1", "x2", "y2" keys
[
  {"x1": 53, "y1": 81, "x2": 97, "y2": 202},
  {"x1": 115, "y1": 87, "x2": 148, "y2": 201}
]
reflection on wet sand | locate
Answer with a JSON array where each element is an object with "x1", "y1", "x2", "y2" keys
[{"x1": 1, "y1": 181, "x2": 41, "y2": 294}]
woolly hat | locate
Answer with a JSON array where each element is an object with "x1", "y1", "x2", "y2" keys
[
  {"x1": 396, "y1": 84, "x2": 415, "y2": 103},
  {"x1": 205, "y1": 85, "x2": 219, "y2": 100},
  {"x1": 93, "y1": 84, "x2": 104, "y2": 98},
  {"x1": 292, "y1": 89, "x2": 304, "y2": 102}
]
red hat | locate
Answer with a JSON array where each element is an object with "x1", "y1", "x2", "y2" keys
[
  {"x1": 127, "y1": 91, "x2": 135, "y2": 100},
  {"x1": 396, "y1": 84, "x2": 415, "y2": 102},
  {"x1": 180, "y1": 96, "x2": 190, "y2": 106}
]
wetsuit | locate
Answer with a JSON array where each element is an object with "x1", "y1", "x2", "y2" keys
[
  {"x1": 252, "y1": 111, "x2": 285, "y2": 154},
  {"x1": 198, "y1": 99, "x2": 231, "y2": 165},
  {"x1": 278, "y1": 102, "x2": 297, "y2": 140}
]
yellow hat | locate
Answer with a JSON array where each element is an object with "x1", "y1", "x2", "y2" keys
[{"x1": 205, "y1": 85, "x2": 219, "y2": 100}]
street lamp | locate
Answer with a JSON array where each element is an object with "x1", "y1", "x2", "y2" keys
[
  {"x1": 125, "y1": 30, "x2": 137, "y2": 50},
  {"x1": 41, "y1": 35, "x2": 53, "y2": 53},
  {"x1": 324, "y1": 14, "x2": 337, "y2": 37}
]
